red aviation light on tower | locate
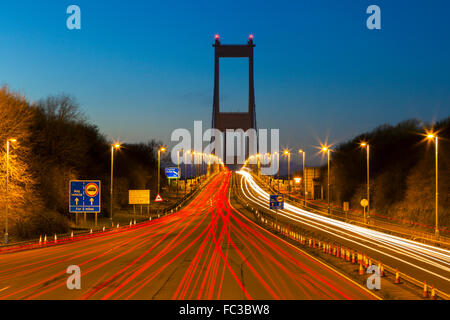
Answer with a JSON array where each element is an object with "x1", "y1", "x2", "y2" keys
[
  {"x1": 215, "y1": 34, "x2": 219, "y2": 40},
  {"x1": 249, "y1": 34, "x2": 253, "y2": 40}
]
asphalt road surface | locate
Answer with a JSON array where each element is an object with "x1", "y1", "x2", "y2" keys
[{"x1": 0, "y1": 171, "x2": 378, "y2": 300}]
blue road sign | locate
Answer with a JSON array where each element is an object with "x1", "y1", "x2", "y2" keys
[
  {"x1": 165, "y1": 167, "x2": 180, "y2": 179},
  {"x1": 70, "y1": 180, "x2": 101, "y2": 213},
  {"x1": 270, "y1": 194, "x2": 284, "y2": 210}
]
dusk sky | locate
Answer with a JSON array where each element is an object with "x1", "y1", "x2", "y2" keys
[{"x1": 1, "y1": 0, "x2": 449, "y2": 166}]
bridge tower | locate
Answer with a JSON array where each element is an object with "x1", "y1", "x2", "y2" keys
[{"x1": 211, "y1": 35, "x2": 257, "y2": 164}]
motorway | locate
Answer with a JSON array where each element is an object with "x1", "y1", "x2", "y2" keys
[
  {"x1": 0, "y1": 171, "x2": 377, "y2": 300},
  {"x1": 237, "y1": 169, "x2": 450, "y2": 294}
]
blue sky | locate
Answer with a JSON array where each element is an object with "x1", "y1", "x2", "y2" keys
[{"x1": 0, "y1": 0, "x2": 449, "y2": 167}]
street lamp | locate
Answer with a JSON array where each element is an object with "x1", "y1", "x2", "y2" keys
[
  {"x1": 157, "y1": 146, "x2": 166, "y2": 195},
  {"x1": 184, "y1": 150, "x2": 189, "y2": 194},
  {"x1": 426, "y1": 132, "x2": 439, "y2": 239},
  {"x1": 4, "y1": 138, "x2": 17, "y2": 244},
  {"x1": 110, "y1": 143, "x2": 121, "y2": 224},
  {"x1": 360, "y1": 142, "x2": 370, "y2": 223},
  {"x1": 321, "y1": 146, "x2": 331, "y2": 213},
  {"x1": 299, "y1": 149, "x2": 306, "y2": 205},
  {"x1": 176, "y1": 149, "x2": 181, "y2": 197},
  {"x1": 192, "y1": 151, "x2": 196, "y2": 185},
  {"x1": 283, "y1": 150, "x2": 291, "y2": 194},
  {"x1": 274, "y1": 152, "x2": 279, "y2": 192}
]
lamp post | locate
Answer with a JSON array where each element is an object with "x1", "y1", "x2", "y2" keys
[
  {"x1": 157, "y1": 146, "x2": 166, "y2": 195},
  {"x1": 283, "y1": 150, "x2": 291, "y2": 195},
  {"x1": 299, "y1": 149, "x2": 306, "y2": 205},
  {"x1": 184, "y1": 150, "x2": 189, "y2": 194},
  {"x1": 110, "y1": 143, "x2": 121, "y2": 224},
  {"x1": 4, "y1": 138, "x2": 17, "y2": 244},
  {"x1": 192, "y1": 151, "x2": 196, "y2": 186},
  {"x1": 427, "y1": 133, "x2": 439, "y2": 239},
  {"x1": 321, "y1": 146, "x2": 331, "y2": 213},
  {"x1": 360, "y1": 142, "x2": 370, "y2": 222},
  {"x1": 275, "y1": 152, "x2": 280, "y2": 193},
  {"x1": 177, "y1": 150, "x2": 180, "y2": 197}
]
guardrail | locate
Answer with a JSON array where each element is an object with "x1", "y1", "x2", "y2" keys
[{"x1": 252, "y1": 173, "x2": 450, "y2": 248}]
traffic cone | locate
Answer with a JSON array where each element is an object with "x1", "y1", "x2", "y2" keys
[
  {"x1": 90, "y1": 229, "x2": 93, "y2": 234},
  {"x1": 71, "y1": 231, "x2": 74, "y2": 238},
  {"x1": 430, "y1": 286, "x2": 436, "y2": 300},
  {"x1": 423, "y1": 282, "x2": 429, "y2": 298},
  {"x1": 39, "y1": 235, "x2": 42, "y2": 245},
  {"x1": 117, "y1": 223, "x2": 119, "y2": 228},
  {"x1": 44, "y1": 235, "x2": 47, "y2": 244},
  {"x1": 395, "y1": 269, "x2": 400, "y2": 284},
  {"x1": 359, "y1": 263, "x2": 364, "y2": 275},
  {"x1": 103, "y1": 226, "x2": 105, "y2": 232},
  {"x1": 54, "y1": 234, "x2": 57, "y2": 243},
  {"x1": 134, "y1": 219, "x2": 136, "y2": 225},
  {"x1": 149, "y1": 217, "x2": 152, "y2": 221},
  {"x1": 351, "y1": 252, "x2": 355, "y2": 264},
  {"x1": 129, "y1": 221, "x2": 132, "y2": 226}
]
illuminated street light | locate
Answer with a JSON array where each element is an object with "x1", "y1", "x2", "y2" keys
[
  {"x1": 321, "y1": 145, "x2": 331, "y2": 213},
  {"x1": 184, "y1": 150, "x2": 189, "y2": 194},
  {"x1": 299, "y1": 149, "x2": 306, "y2": 205},
  {"x1": 4, "y1": 138, "x2": 17, "y2": 244},
  {"x1": 158, "y1": 146, "x2": 166, "y2": 195},
  {"x1": 426, "y1": 132, "x2": 439, "y2": 239},
  {"x1": 110, "y1": 143, "x2": 121, "y2": 224},
  {"x1": 283, "y1": 150, "x2": 291, "y2": 194},
  {"x1": 360, "y1": 142, "x2": 370, "y2": 223}
]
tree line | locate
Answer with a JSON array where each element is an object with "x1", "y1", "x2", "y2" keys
[
  {"x1": 1, "y1": 86, "x2": 164, "y2": 240},
  {"x1": 327, "y1": 117, "x2": 449, "y2": 230}
]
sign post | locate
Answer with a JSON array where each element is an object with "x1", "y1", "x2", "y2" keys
[
  {"x1": 70, "y1": 180, "x2": 101, "y2": 226},
  {"x1": 270, "y1": 194, "x2": 284, "y2": 227},
  {"x1": 129, "y1": 190, "x2": 150, "y2": 220},
  {"x1": 360, "y1": 198, "x2": 369, "y2": 224}
]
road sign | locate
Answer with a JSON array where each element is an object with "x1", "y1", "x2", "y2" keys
[
  {"x1": 129, "y1": 190, "x2": 150, "y2": 205},
  {"x1": 154, "y1": 193, "x2": 163, "y2": 202},
  {"x1": 360, "y1": 199, "x2": 369, "y2": 207},
  {"x1": 165, "y1": 167, "x2": 180, "y2": 179},
  {"x1": 70, "y1": 180, "x2": 101, "y2": 213},
  {"x1": 270, "y1": 194, "x2": 284, "y2": 210}
]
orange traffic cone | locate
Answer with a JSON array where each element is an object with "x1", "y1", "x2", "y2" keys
[
  {"x1": 395, "y1": 269, "x2": 400, "y2": 284},
  {"x1": 39, "y1": 236, "x2": 42, "y2": 245},
  {"x1": 430, "y1": 286, "x2": 436, "y2": 300},
  {"x1": 423, "y1": 282, "x2": 429, "y2": 298},
  {"x1": 351, "y1": 252, "x2": 355, "y2": 264},
  {"x1": 359, "y1": 263, "x2": 364, "y2": 275},
  {"x1": 44, "y1": 235, "x2": 47, "y2": 244},
  {"x1": 70, "y1": 231, "x2": 74, "y2": 238},
  {"x1": 54, "y1": 234, "x2": 57, "y2": 243}
]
